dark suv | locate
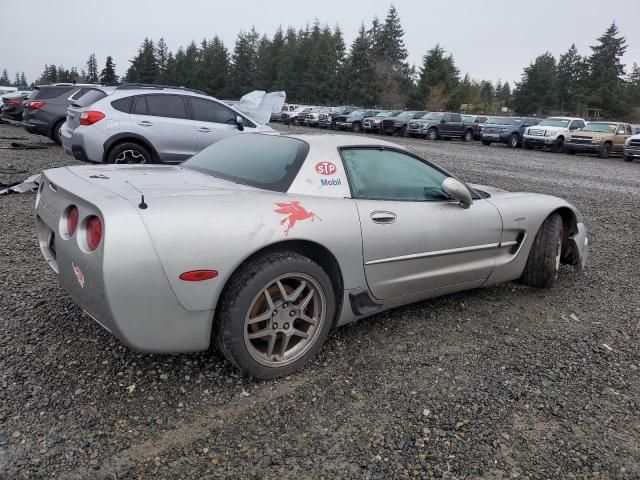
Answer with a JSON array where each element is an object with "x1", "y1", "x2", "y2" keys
[
  {"x1": 408, "y1": 112, "x2": 476, "y2": 141},
  {"x1": 382, "y1": 111, "x2": 427, "y2": 136},
  {"x1": 481, "y1": 117, "x2": 541, "y2": 148},
  {"x1": 23, "y1": 84, "x2": 97, "y2": 144}
]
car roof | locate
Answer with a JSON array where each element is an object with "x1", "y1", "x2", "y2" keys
[{"x1": 288, "y1": 133, "x2": 406, "y2": 150}]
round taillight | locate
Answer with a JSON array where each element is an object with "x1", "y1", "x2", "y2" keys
[
  {"x1": 86, "y1": 216, "x2": 102, "y2": 250},
  {"x1": 67, "y1": 206, "x2": 79, "y2": 236}
]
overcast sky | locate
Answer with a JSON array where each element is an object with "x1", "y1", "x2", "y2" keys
[{"x1": 2, "y1": 0, "x2": 639, "y2": 87}]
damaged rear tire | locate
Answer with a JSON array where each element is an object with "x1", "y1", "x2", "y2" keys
[{"x1": 521, "y1": 213, "x2": 563, "y2": 289}]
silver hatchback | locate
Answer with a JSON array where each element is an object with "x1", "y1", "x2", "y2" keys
[{"x1": 61, "y1": 85, "x2": 275, "y2": 164}]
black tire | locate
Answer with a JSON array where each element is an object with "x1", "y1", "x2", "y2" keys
[
  {"x1": 482, "y1": 140, "x2": 491, "y2": 146},
  {"x1": 551, "y1": 137, "x2": 565, "y2": 153},
  {"x1": 598, "y1": 143, "x2": 611, "y2": 159},
  {"x1": 624, "y1": 155, "x2": 633, "y2": 162},
  {"x1": 214, "y1": 252, "x2": 336, "y2": 379},
  {"x1": 50, "y1": 120, "x2": 64, "y2": 145},
  {"x1": 352, "y1": 122, "x2": 362, "y2": 133},
  {"x1": 507, "y1": 133, "x2": 519, "y2": 149},
  {"x1": 521, "y1": 213, "x2": 563, "y2": 289},
  {"x1": 106, "y1": 142, "x2": 152, "y2": 164},
  {"x1": 426, "y1": 128, "x2": 438, "y2": 141},
  {"x1": 408, "y1": 133, "x2": 416, "y2": 138},
  {"x1": 398, "y1": 126, "x2": 407, "y2": 137},
  {"x1": 291, "y1": 118, "x2": 298, "y2": 126},
  {"x1": 462, "y1": 129, "x2": 473, "y2": 142},
  {"x1": 330, "y1": 121, "x2": 336, "y2": 130},
  {"x1": 524, "y1": 143, "x2": 534, "y2": 150}
]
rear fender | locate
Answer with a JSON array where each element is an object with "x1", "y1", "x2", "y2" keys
[{"x1": 103, "y1": 133, "x2": 161, "y2": 163}]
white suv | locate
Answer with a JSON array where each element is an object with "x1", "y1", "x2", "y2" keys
[{"x1": 523, "y1": 117, "x2": 586, "y2": 153}]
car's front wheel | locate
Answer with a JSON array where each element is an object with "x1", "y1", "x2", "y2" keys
[
  {"x1": 106, "y1": 142, "x2": 152, "y2": 164},
  {"x1": 598, "y1": 143, "x2": 611, "y2": 159},
  {"x1": 521, "y1": 213, "x2": 563, "y2": 289},
  {"x1": 551, "y1": 138, "x2": 565, "y2": 153},
  {"x1": 624, "y1": 155, "x2": 633, "y2": 162},
  {"x1": 462, "y1": 130, "x2": 473, "y2": 142},
  {"x1": 482, "y1": 140, "x2": 491, "y2": 146},
  {"x1": 426, "y1": 128, "x2": 438, "y2": 141},
  {"x1": 215, "y1": 252, "x2": 335, "y2": 379},
  {"x1": 508, "y1": 134, "x2": 519, "y2": 148}
]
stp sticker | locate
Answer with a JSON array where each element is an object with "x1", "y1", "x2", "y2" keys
[
  {"x1": 315, "y1": 161, "x2": 337, "y2": 176},
  {"x1": 72, "y1": 262, "x2": 85, "y2": 288}
]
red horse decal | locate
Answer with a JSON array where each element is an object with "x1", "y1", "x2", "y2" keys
[{"x1": 274, "y1": 201, "x2": 321, "y2": 236}]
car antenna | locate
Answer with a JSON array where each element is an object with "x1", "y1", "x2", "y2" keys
[{"x1": 125, "y1": 181, "x2": 148, "y2": 209}]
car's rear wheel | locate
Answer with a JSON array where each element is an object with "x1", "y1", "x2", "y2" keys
[
  {"x1": 352, "y1": 122, "x2": 362, "y2": 132},
  {"x1": 426, "y1": 128, "x2": 438, "y2": 141},
  {"x1": 482, "y1": 140, "x2": 491, "y2": 146},
  {"x1": 624, "y1": 155, "x2": 633, "y2": 162},
  {"x1": 521, "y1": 213, "x2": 563, "y2": 289},
  {"x1": 598, "y1": 143, "x2": 611, "y2": 159},
  {"x1": 398, "y1": 126, "x2": 407, "y2": 137},
  {"x1": 566, "y1": 148, "x2": 576, "y2": 155},
  {"x1": 463, "y1": 130, "x2": 473, "y2": 142},
  {"x1": 215, "y1": 252, "x2": 335, "y2": 379},
  {"x1": 508, "y1": 134, "x2": 519, "y2": 148},
  {"x1": 50, "y1": 120, "x2": 64, "y2": 145},
  {"x1": 106, "y1": 142, "x2": 152, "y2": 164}
]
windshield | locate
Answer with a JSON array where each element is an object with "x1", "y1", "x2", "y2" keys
[
  {"x1": 422, "y1": 112, "x2": 443, "y2": 121},
  {"x1": 485, "y1": 117, "x2": 505, "y2": 124},
  {"x1": 580, "y1": 123, "x2": 616, "y2": 133},
  {"x1": 183, "y1": 135, "x2": 309, "y2": 192},
  {"x1": 539, "y1": 118, "x2": 570, "y2": 127},
  {"x1": 496, "y1": 118, "x2": 522, "y2": 126},
  {"x1": 461, "y1": 115, "x2": 474, "y2": 121},
  {"x1": 349, "y1": 109, "x2": 365, "y2": 117}
]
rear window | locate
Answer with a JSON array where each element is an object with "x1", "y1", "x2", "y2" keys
[
  {"x1": 183, "y1": 134, "x2": 309, "y2": 192},
  {"x1": 35, "y1": 86, "x2": 74, "y2": 99},
  {"x1": 72, "y1": 89, "x2": 107, "y2": 108}
]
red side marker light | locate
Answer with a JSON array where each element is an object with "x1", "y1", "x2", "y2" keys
[{"x1": 179, "y1": 270, "x2": 218, "y2": 282}]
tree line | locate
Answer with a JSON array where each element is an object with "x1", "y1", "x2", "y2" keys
[{"x1": 5, "y1": 6, "x2": 639, "y2": 120}]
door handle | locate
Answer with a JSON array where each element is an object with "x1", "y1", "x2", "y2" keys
[
  {"x1": 370, "y1": 211, "x2": 397, "y2": 224},
  {"x1": 197, "y1": 127, "x2": 212, "y2": 133},
  {"x1": 138, "y1": 121, "x2": 153, "y2": 127}
]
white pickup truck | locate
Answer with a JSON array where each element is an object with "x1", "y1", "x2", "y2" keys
[{"x1": 522, "y1": 117, "x2": 586, "y2": 153}]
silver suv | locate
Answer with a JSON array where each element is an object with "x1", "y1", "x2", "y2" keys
[{"x1": 61, "y1": 84, "x2": 275, "y2": 164}]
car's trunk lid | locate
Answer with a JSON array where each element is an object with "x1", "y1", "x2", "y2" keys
[{"x1": 66, "y1": 164, "x2": 257, "y2": 201}]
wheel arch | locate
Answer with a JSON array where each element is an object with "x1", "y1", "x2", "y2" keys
[
  {"x1": 102, "y1": 133, "x2": 160, "y2": 163},
  {"x1": 216, "y1": 239, "x2": 345, "y2": 328}
]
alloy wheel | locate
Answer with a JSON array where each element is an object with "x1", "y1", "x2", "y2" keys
[{"x1": 114, "y1": 149, "x2": 147, "y2": 164}]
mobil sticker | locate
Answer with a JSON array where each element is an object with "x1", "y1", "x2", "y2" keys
[{"x1": 315, "y1": 161, "x2": 337, "y2": 176}]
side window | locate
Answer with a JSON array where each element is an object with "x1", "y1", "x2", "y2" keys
[
  {"x1": 145, "y1": 94, "x2": 187, "y2": 119},
  {"x1": 132, "y1": 96, "x2": 148, "y2": 115},
  {"x1": 450, "y1": 113, "x2": 462, "y2": 122},
  {"x1": 341, "y1": 148, "x2": 450, "y2": 202},
  {"x1": 626, "y1": 124, "x2": 633, "y2": 135},
  {"x1": 616, "y1": 124, "x2": 626, "y2": 135},
  {"x1": 531, "y1": 118, "x2": 541, "y2": 126},
  {"x1": 189, "y1": 97, "x2": 236, "y2": 124},
  {"x1": 441, "y1": 114, "x2": 450, "y2": 123},
  {"x1": 569, "y1": 120, "x2": 578, "y2": 130},
  {"x1": 111, "y1": 97, "x2": 133, "y2": 113}
]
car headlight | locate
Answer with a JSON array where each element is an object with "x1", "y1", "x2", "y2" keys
[
  {"x1": 592, "y1": 138, "x2": 603, "y2": 144},
  {"x1": 625, "y1": 138, "x2": 632, "y2": 146},
  {"x1": 373, "y1": 120, "x2": 381, "y2": 124},
  {"x1": 500, "y1": 128, "x2": 509, "y2": 134},
  {"x1": 394, "y1": 122, "x2": 403, "y2": 127},
  {"x1": 544, "y1": 130, "x2": 554, "y2": 137}
]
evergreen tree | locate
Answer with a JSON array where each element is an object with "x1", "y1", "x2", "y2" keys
[
  {"x1": 343, "y1": 24, "x2": 379, "y2": 106},
  {"x1": 86, "y1": 53, "x2": 99, "y2": 83},
  {"x1": 20, "y1": 72, "x2": 27, "y2": 86},
  {"x1": 100, "y1": 56, "x2": 119, "y2": 84},
  {"x1": 556, "y1": 44, "x2": 584, "y2": 114},
  {"x1": 13, "y1": 72, "x2": 20, "y2": 87},
  {"x1": 586, "y1": 22, "x2": 628, "y2": 118},
  {"x1": 156, "y1": 37, "x2": 169, "y2": 82},
  {"x1": 0, "y1": 69, "x2": 9, "y2": 86},
  {"x1": 626, "y1": 63, "x2": 640, "y2": 109},
  {"x1": 126, "y1": 38, "x2": 159, "y2": 83},
  {"x1": 276, "y1": 27, "x2": 299, "y2": 99},
  {"x1": 513, "y1": 52, "x2": 558, "y2": 114},
  {"x1": 197, "y1": 35, "x2": 230, "y2": 97},
  {"x1": 266, "y1": 27, "x2": 286, "y2": 91},
  {"x1": 230, "y1": 28, "x2": 260, "y2": 97},
  {"x1": 410, "y1": 44, "x2": 459, "y2": 110}
]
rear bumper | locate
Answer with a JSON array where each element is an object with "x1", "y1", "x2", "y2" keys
[
  {"x1": 61, "y1": 124, "x2": 106, "y2": 162},
  {"x1": 34, "y1": 171, "x2": 213, "y2": 353}
]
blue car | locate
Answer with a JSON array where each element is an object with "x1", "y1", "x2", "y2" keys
[{"x1": 482, "y1": 117, "x2": 541, "y2": 148}]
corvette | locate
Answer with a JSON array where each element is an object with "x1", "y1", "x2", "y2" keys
[{"x1": 35, "y1": 134, "x2": 588, "y2": 378}]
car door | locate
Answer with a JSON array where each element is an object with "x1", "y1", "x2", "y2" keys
[
  {"x1": 188, "y1": 96, "x2": 256, "y2": 153},
  {"x1": 130, "y1": 94, "x2": 195, "y2": 163},
  {"x1": 448, "y1": 113, "x2": 464, "y2": 137},
  {"x1": 439, "y1": 113, "x2": 453, "y2": 136},
  {"x1": 340, "y1": 147, "x2": 503, "y2": 300},
  {"x1": 613, "y1": 124, "x2": 630, "y2": 152}
]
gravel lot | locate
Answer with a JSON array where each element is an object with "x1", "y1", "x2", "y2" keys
[{"x1": 1, "y1": 121, "x2": 639, "y2": 479}]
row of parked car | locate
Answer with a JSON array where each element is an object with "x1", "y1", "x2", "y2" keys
[
  {"x1": 272, "y1": 103, "x2": 640, "y2": 161},
  {"x1": 3, "y1": 83, "x2": 640, "y2": 164}
]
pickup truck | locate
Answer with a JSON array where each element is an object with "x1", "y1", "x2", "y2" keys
[
  {"x1": 462, "y1": 114, "x2": 488, "y2": 140},
  {"x1": 363, "y1": 111, "x2": 400, "y2": 133},
  {"x1": 282, "y1": 106, "x2": 315, "y2": 125},
  {"x1": 334, "y1": 109, "x2": 380, "y2": 132},
  {"x1": 522, "y1": 117, "x2": 586, "y2": 153},
  {"x1": 382, "y1": 111, "x2": 427, "y2": 136},
  {"x1": 624, "y1": 133, "x2": 640, "y2": 162},
  {"x1": 565, "y1": 122, "x2": 632, "y2": 158},
  {"x1": 318, "y1": 106, "x2": 358, "y2": 129},
  {"x1": 407, "y1": 112, "x2": 476, "y2": 141},
  {"x1": 481, "y1": 117, "x2": 541, "y2": 148}
]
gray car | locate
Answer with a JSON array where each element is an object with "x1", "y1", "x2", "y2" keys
[
  {"x1": 60, "y1": 84, "x2": 275, "y2": 164},
  {"x1": 35, "y1": 133, "x2": 587, "y2": 379}
]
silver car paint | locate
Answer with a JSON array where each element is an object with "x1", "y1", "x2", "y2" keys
[
  {"x1": 35, "y1": 134, "x2": 587, "y2": 353},
  {"x1": 61, "y1": 88, "x2": 275, "y2": 163}
]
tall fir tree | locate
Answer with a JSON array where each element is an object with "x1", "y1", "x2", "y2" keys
[
  {"x1": 100, "y1": 56, "x2": 119, "y2": 84},
  {"x1": 409, "y1": 44, "x2": 459, "y2": 110},
  {"x1": 197, "y1": 35, "x2": 230, "y2": 97},
  {"x1": 19, "y1": 72, "x2": 27, "y2": 86},
  {"x1": 556, "y1": 44, "x2": 585, "y2": 114},
  {"x1": 343, "y1": 24, "x2": 379, "y2": 106},
  {"x1": 156, "y1": 37, "x2": 169, "y2": 82},
  {"x1": 230, "y1": 28, "x2": 260, "y2": 97},
  {"x1": 513, "y1": 52, "x2": 558, "y2": 114},
  {"x1": 0, "y1": 69, "x2": 9, "y2": 86},
  {"x1": 86, "y1": 53, "x2": 99, "y2": 83},
  {"x1": 126, "y1": 38, "x2": 159, "y2": 83}
]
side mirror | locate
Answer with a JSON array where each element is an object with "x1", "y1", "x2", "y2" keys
[
  {"x1": 442, "y1": 177, "x2": 473, "y2": 209},
  {"x1": 236, "y1": 115, "x2": 244, "y2": 131}
]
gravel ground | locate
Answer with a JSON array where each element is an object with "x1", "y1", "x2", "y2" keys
[{"x1": 1, "y1": 121, "x2": 639, "y2": 479}]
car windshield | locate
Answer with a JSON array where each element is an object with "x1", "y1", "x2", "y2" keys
[
  {"x1": 496, "y1": 118, "x2": 522, "y2": 126},
  {"x1": 485, "y1": 117, "x2": 504, "y2": 124},
  {"x1": 183, "y1": 134, "x2": 309, "y2": 192},
  {"x1": 461, "y1": 115, "x2": 474, "y2": 121},
  {"x1": 422, "y1": 112, "x2": 443, "y2": 121},
  {"x1": 580, "y1": 123, "x2": 617, "y2": 133},
  {"x1": 349, "y1": 110, "x2": 365, "y2": 116},
  {"x1": 539, "y1": 118, "x2": 571, "y2": 127}
]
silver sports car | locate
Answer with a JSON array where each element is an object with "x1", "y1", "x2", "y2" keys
[{"x1": 35, "y1": 134, "x2": 588, "y2": 378}]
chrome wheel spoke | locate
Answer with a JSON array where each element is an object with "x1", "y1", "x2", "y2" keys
[
  {"x1": 288, "y1": 281, "x2": 307, "y2": 302},
  {"x1": 299, "y1": 291, "x2": 314, "y2": 311},
  {"x1": 266, "y1": 334, "x2": 276, "y2": 357},
  {"x1": 299, "y1": 313, "x2": 317, "y2": 326},
  {"x1": 291, "y1": 329, "x2": 309, "y2": 339},
  {"x1": 279, "y1": 335, "x2": 291, "y2": 358},
  {"x1": 248, "y1": 329, "x2": 272, "y2": 340}
]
